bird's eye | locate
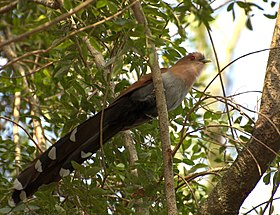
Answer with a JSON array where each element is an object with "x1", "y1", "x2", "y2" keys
[{"x1": 190, "y1": 55, "x2": 195, "y2": 61}]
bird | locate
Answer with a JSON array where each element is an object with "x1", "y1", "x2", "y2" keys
[{"x1": 11, "y1": 52, "x2": 210, "y2": 205}]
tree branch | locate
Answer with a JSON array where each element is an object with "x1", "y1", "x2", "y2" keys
[
  {"x1": 0, "y1": 30, "x2": 46, "y2": 151},
  {"x1": 0, "y1": 116, "x2": 39, "y2": 150},
  {"x1": 129, "y1": 0, "x2": 178, "y2": 214},
  {"x1": 198, "y1": 4, "x2": 280, "y2": 214},
  {"x1": 12, "y1": 91, "x2": 21, "y2": 174},
  {"x1": 0, "y1": 0, "x2": 95, "y2": 49},
  {"x1": 82, "y1": 36, "x2": 110, "y2": 77},
  {"x1": 122, "y1": 131, "x2": 149, "y2": 214},
  {"x1": 0, "y1": 1, "x2": 17, "y2": 14},
  {"x1": 2, "y1": 2, "x2": 137, "y2": 71},
  {"x1": 30, "y1": 0, "x2": 61, "y2": 9}
]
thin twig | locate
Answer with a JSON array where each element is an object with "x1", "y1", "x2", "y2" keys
[
  {"x1": 0, "y1": 116, "x2": 40, "y2": 151},
  {"x1": 0, "y1": 0, "x2": 95, "y2": 49},
  {"x1": 243, "y1": 197, "x2": 280, "y2": 215},
  {"x1": 207, "y1": 29, "x2": 239, "y2": 152},
  {"x1": 1, "y1": 1, "x2": 138, "y2": 72},
  {"x1": 1, "y1": 62, "x2": 54, "y2": 79},
  {"x1": 0, "y1": 1, "x2": 17, "y2": 14},
  {"x1": 176, "y1": 167, "x2": 227, "y2": 191},
  {"x1": 173, "y1": 47, "x2": 280, "y2": 156},
  {"x1": 178, "y1": 174, "x2": 199, "y2": 208}
]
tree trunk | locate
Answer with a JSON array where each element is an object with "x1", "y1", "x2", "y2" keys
[{"x1": 198, "y1": 4, "x2": 280, "y2": 215}]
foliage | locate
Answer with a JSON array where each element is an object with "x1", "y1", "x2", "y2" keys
[{"x1": 0, "y1": 0, "x2": 278, "y2": 214}]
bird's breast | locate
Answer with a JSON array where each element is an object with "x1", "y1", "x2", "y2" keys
[{"x1": 162, "y1": 71, "x2": 188, "y2": 111}]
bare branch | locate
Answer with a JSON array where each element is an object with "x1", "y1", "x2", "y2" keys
[
  {"x1": 0, "y1": 31, "x2": 46, "y2": 151},
  {"x1": 13, "y1": 92, "x2": 21, "y2": 173},
  {"x1": 1, "y1": 61, "x2": 53, "y2": 79},
  {"x1": 0, "y1": 116, "x2": 40, "y2": 151},
  {"x1": 207, "y1": 29, "x2": 239, "y2": 152}
]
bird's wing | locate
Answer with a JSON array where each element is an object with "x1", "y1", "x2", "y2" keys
[{"x1": 112, "y1": 68, "x2": 169, "y2": 104}]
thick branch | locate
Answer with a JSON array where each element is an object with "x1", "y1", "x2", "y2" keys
[
  {"x1": 199, "y1": 4, "x2": 280, "y2": 215},
  {"x1": 129, "y1": 1, "x2": 177, "y2": 214}
]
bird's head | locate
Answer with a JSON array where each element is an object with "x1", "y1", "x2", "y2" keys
[
  {"x1": 175, "y1": 52, "x2": 211, "y2": 66},
  {"x1": 170, "y1": 52, "x2": 211, "y2": 84}
]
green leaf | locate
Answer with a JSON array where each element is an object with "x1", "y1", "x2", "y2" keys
[
  {"x1": 273, "y1": 171, "x2": 280, "y2": 185},
  {"x1": 107, "y1": 1, "x2": 118, "y2": 12},
  {"x1": 236, "y1": 1, "x2": 247, "y2": 9},
  {"x1": 87, "y1": 166, "x2": 102, "y2": 176},
  {"x1": 246, "y1": 17, "x2": 253, "y2": 30},
  {"x1": 71, "y1": 161, "x2": 83, "y2": 171},
  {"x1": 54, "y1": 66, "x2": 70, "y2": 78},
  {"x1": 90, "y1": 187, "x2": 108, "y2": 195},
  {"x1": 212, "y1": 111, "x2": 222, "y2": 120},
  {"x1": 116, "y1": 163, "x2": 125, "y2": 170},
  {"x1": 173, "y1": 157, "x2": 182, "y2": 163},
  {"x1": 183, "y1": 158, "x2": 195, "y2": 165},
  {"x1": 26, "y1": 146, "x2": 36, "y2": 154},
  {"x1": 263, "y1": 172, "x2": 271, "y2": 185},
  {"x1": 227, "y1": 2, "x2": 234, "y2": 11},
  {"x1": 63, "y1": 0, "x2": 72, "y2": 10},
  {"x1": 183, "y1": 139, "x2": 192, "y2": 150},
  {"x1": 264, "y1": 12, "x2": 277, "y2": 19},
  {"x1": 189, "y1": 163, "x2": 208, "y2": 173},
  {"x1": 239, "y1": 135, "x2": 249, "y2": 142},
  {"x1": 234, "y1": 116, "x2": 242, "y2": 124},
  {"x1": 114, "y1": 79, "x2": 130, "y2": 93},
  {"x1": 55, "y1": 204, "x2": 66, "y2": 214},
  {"x1": 204, "y1": 112, "x2": 212, "y2": 119},
  {"x1": 271, "y1": 1, "x2": 276, "y2": 8},
  {"x1": 73, "y1": 81, "x2": 86, "y2": 97},
  {"x1": 0, "y1": 207, "x2": 11, "y2": 214},
  {"x1": 96, "y1": 0, "x2": 107, "y2": 9}
]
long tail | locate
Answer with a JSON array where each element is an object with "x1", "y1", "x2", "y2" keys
[{"x1": 11, "y1": 96, "x2": 150, "y2": 205}]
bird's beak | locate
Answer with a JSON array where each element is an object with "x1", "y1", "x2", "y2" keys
[{"x1": 201, "y1": 58, "x2": 211, "y2": 64}]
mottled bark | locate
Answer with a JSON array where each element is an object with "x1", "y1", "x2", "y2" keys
[{"x1": 198, "y1": 4, "x2": 280, "y2": 215}]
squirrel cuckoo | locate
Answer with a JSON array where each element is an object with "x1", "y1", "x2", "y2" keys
[{"x1": 11, "y1": 52, "x2": 210, "y2": 205}]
